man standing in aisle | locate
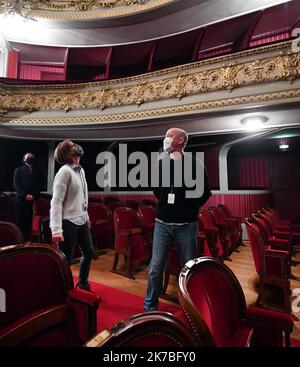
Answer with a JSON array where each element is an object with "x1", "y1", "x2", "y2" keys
[
  {"x1": 144, "y1": 128, "x2": 211, "y2": 311},
  {"x1": 13, "y1": 152, "x2": 44, "y2": 241}
]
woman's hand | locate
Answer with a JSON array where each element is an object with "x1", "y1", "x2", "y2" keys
[{"x1": 52, "y1": 233, "x2": 64, "y2": 244}]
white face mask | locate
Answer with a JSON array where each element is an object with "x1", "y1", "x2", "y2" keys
[{"x1": 163, "y1": 137, "x2": 173, "y2": 152}]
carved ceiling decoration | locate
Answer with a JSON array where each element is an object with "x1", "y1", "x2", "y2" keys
[
  {"x1": 4, "y1": 89, "x2": 300, "y2": 126},
  {"x1": 0, "y1": 41, "x2": 299, "y2": 125},
  {"x1": 0, "y1": 0, "x2": 173, "y2": 19}
]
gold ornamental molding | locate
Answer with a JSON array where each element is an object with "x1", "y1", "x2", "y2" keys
[
  {"x1": 1, "y1": 44, "x2": 300, "y2": 116},
  {"x1": 1, "y1": 0, "x2": 174, "y2": 20},
  {"x1": 5, "y1": 89, "x2": 300, "y2": 126}
]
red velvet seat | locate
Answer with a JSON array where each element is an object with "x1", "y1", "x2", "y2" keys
[
  {"x1": 0, "y1": 243, "x2": 99, "y2": 347},
  {"x1": 32, "y1": 197, "x2": 51, "y2": 241},
  {"x1": 0, "y1": 221, "x2": 24, "y2": 247},
  {"x1": 208, "y1": 206, "x2": 236, "y2": 254},
  {"x1": 198, "y1": 210, "x2": 222, "y2": 259},
  {"x1": 88, "y1": 203, "x2": 113, "y2": 250},
  {"x1": 126, "y1": 200, "x2": 140, "y2": 210},
  {"x1": 200, "y1": 209, "x2": 229, "y2": 260},
  {"x1": 85, "y1": 311, "x2": 202, "y2": 347},
  {"x1": 105, "y1": 201, "x2": 125, "y2": 228},
  {"x1": 245, "y1": 219, "x2": 292, "y2": 315},
  {"x1": 264, "y1": 207, "x2": 291, "y2": 228},
  {"x1": 178, "y1": 257, "x2": 293, "y2": 347},
  {"x1": 111, "y1": 207, "x2": 149, "y2": 279},
  {"x1": 138, "y1": 204, "x2": 156, "y2": 247},
  {"x1": 160, "y1": 231, "x2": 205, "y2": 303},
  {"x1": 218, "y1": 204, "x2": 243, "y2": 248}
]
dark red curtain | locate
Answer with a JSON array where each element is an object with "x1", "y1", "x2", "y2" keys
[
  {"x1": 18, "y1": 64, "x2": 65, "y2": 80},
  {"x1": 238, "y1": 155, "x2": 270, "y2": 189},
  {"x1": 204, "y1": 145, "x2": 220, "y2": 189}
]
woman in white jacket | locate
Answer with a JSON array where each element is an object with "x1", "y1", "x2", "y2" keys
[{"x1": 50, "y1": 140, "x2": 96, "y2": 291}]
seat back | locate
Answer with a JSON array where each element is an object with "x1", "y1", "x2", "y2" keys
[
  {"x1": 199, "y1": 209, "x2": 215, "y2": 228},
  {"x1": 251, "y1": 213, "x2": 271, "y2": 243},
  {"x1": 198, "y1": 213, "x2": 220, "y2": 258},
  {"x1": 208, "y1": 206, "x2": 225, "y2": 224},
  {"x1": 179, "y1": 257, "x2": 247, "y2": 347},
  {"x1": 258, "y1": 210, "x2": 274, "y2": 231},
  {"x1": 126, "y1": 200, "x2": 140, "y2": 210},
  {"x1": 35, "y1": 197, "x2": 51, "y2": 218},
  {"x1": 0, "y1": 244, "x2": 73, "y2": 333},
  {"x1": 88, "y1": 202, "x2": 112, "y2": 223},
  {"x1": 114, "y1": 207, "x2": 147, "y2": 263},
  {"x1": 245, "y1": 219, "x2": 265, "y2": 275},
  {"x1": 218, "y1": 204, "x2": 232, "y2": 218},
  {"x1": 0, "y1": 221, "x2": 24, "y2": 247},
  {"x1": 85, "y1": 312, "x2": 202, "y2": 347},
  {"x1": 138, "y1": 205, "x2": 156, "y2": 227},
  {"x1": 88, "y1": 203, "x2": 113, "y2": 249}
]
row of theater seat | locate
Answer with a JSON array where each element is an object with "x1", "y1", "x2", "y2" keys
[
  {"x1": 245, "y1": 207, "x2": 300, "y2": 318},
  {"x1": 0, "y1": 201, "x2": 244, "y2": 284},
  {"x1": 0, "y1": 243, "x2": 294, "y2": 347}
]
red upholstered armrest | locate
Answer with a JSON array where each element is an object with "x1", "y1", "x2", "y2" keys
[
  {"x1": 269, "y1": 237, "x2": 289, "y2": 244},
  {"x1": 230, "y1": 216, "x2": 243, "y2": 221},
  {"x1": 203, "y1": 227, "x2": 219, "y2": 233},
  {"x1": 120, "y1": 228, "x2": 143, "y2": 236},
  {"x1": 265, "y1": 247, "x2": 289, "y2": 256},
  {"x1": 215, "y1": 223, "x2": 229, "y2": 229},
  {"x1": 67, "y1": 288, "x2": 100, "y2": 343},
  {"x1": 245, "y1": 306, "x2": 293, "y2": 332},
  {"x1": 272, "y1": 230, "x2": 290, "y2": 239},
  {"x1": 94, "y1": 219, "x2": 110, "y2": 226},
  {"x1": 224, "y1": 218, "x2": 238, "y2": 224},
  {"x1": 274, "y1": 225, "x2": 290, "y2": 231}
]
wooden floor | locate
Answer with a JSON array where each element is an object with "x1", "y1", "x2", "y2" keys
[{"x1": 72, "y1": 242, "x2": 300, "y2": 341}]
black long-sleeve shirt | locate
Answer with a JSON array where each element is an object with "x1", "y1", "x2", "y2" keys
[
  {"x1": 153, "y1": 151, "x2": 211, "y2": 223},
  {"x1": 13, "y1": 164, "x2": 44, "y2": 200}
]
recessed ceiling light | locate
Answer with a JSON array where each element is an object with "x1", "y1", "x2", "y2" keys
[{"x1": 240, "y1": 116, "x2": 268, "y2": 131}]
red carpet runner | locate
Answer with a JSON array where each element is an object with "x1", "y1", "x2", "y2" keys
[{"x1": 77, "y1": 279, "x2": 185, "y2": 332}]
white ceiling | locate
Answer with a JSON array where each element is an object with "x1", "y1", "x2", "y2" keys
[{"x1": 0, "y1": 0, "x2": 293, "y2": 47}]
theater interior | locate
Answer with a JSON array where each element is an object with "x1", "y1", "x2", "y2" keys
[{"x1": 1, "y1": 0, "x2": 300, "y2": 349}]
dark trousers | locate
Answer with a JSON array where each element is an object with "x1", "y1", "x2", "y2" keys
[
  {"x1": 15, "y1": 198, "x2": 33, "y2": 242},
  {"x1": 59, "y1": 220, "x2": 95, "y2": 286}
]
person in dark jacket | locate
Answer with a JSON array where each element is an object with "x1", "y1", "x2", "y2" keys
[
  {"x1": 13, "y1": 153, "x2": 44, "y2": 241},
  {"x1": 144, "y1": 128, "x2": 211, "y2": 311}
]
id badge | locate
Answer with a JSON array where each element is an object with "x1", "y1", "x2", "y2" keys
[{"x1": 168, "y1": 193, "x2": 175, "y2": 204}]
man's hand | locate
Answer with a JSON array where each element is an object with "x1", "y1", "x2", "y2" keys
[
  {"x1": 52, "y1": 233, "x2": 64, "y2": 244},
  {"x1": 87, "y1": 219, "x2": 91, "y2": 229},
  {"x1": 25, "y1": 194, "x2": 34, "y2": 201}
]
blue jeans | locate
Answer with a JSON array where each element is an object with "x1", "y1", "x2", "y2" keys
[
  {"x1": 144, "y1": 220, "x2": 198, "y2": 311},
  {"x1": 59, "y1": 220, "x2": 95, "y2": 286}
]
